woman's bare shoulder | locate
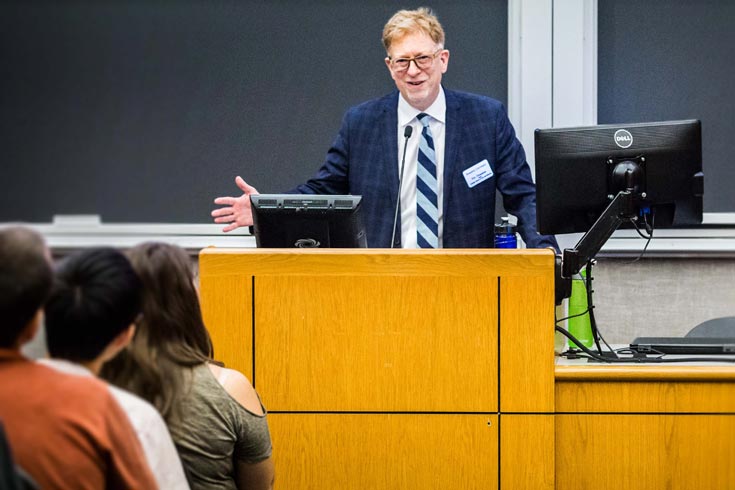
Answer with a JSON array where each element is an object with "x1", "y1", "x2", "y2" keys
[{"x1": 208, "y1": 364, "x2": 264, "y2": 415}]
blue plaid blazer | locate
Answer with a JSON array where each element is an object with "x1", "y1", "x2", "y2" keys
[{"x1": 291, "y1": 88, "x2": 557, "y2": 249}]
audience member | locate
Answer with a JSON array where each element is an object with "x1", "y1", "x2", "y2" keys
[
  {"x1": 102, "y1": 242, "x2": 274, "y2": 490},
  {"x1": 0, "y1": 227, "x2": 157, "y2": 490},
  {"x1": 42, "y1": 247, "x2": 190, "y2": 490}
]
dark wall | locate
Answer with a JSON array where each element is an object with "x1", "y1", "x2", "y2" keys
[
  {"x1": 0, "y1": 0, "x2": 508, "y2": 223},
  {"x1": 598, "y1": 0, "x2": 735, "y2": 213}
]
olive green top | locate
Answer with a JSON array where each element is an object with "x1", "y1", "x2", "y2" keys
[{"x1": 168, "y1": 364, "x2": 272, "y2": 490}]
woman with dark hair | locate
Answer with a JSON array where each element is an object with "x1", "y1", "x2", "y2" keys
[{"x1": 102, "y1": 242, "x2": 274, "y2": 490}]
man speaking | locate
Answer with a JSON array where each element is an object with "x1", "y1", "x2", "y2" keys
[{"x1": 212, "y1": 7, "x2": 557, "y2": 250}]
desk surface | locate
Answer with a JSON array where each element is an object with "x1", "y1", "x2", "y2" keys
[
  {"x1": 556, "y1": 363, "x2": 735, "y2": 380},
  {"x1": 555, "y1": 345, "x2": 735, "y2": 380},
  {"x1": 555, "y1": 353, "x2": 735, "y2": 413}
]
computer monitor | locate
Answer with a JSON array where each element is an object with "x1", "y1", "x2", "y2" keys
[
  {"x1": 534, "y1": 119, "x2": 703, "y2": 280},
  {"x1": 250, "y1": 194, "x2": 368, "y2": 248}
]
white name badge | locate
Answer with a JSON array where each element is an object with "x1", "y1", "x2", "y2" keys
[{"x1": 462, "y1": 159, "x2": 494, "y2": 188}]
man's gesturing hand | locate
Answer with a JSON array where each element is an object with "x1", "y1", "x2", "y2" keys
[{"x1": 211, "y1": 176, "x2": 259, "y2": 232}]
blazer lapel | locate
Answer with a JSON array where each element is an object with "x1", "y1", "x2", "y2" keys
[
  {"x1": 443, "y1": 89, "x2": 462, "y2": 217},
  {"x1": 381, "y1": 92, "x2": 400, "y2": 217}
]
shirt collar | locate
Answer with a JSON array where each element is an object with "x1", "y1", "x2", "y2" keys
[
  {"x1": 38, "y1": 358, "x2": 94, "y2": 377},
  {"x1": 398, "y1": 86, "x2": 447, "y2": 129}
]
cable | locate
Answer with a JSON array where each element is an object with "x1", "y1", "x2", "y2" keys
[
  {"x1": 556, "y1": 307, "x2": 593, "y2": 324},
  {"x1": 584, "y1": 260, "x2": 606, "y2": 355},
  {"x1": 556, "y1": 327, "x2": 735, "y2": 363},
  {"x1": 554, "y1": 209, "x2": 734, "y2": 363},
  {"x1": 625, "y1": 210, "x2": 655, "y2": 264},
  {"x1": 595, "y1": 325, "x2": 619, "y2": 359},
  {"x1": 555, "y1": 261, "x2": 617, "y2": 358}
]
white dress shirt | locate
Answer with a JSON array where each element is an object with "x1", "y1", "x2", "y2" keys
[{"x1": 396, "y1": 87, "x2": 446, "y2": 248}]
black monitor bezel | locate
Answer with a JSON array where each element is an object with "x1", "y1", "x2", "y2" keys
[{"x1": 250, "y1": 194, "x2": 368, "y2": 248}]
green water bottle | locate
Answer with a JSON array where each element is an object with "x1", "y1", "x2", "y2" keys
[{"x1": 567, "y1": 268, "x2": 593, "y2": 349}]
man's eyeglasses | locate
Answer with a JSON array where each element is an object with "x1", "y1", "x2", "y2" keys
[{"x1": 389, "y1": 49, "x2": 442, "y2": 73}]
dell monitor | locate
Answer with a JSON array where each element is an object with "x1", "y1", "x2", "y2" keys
[
  {"x1": 250, "y1": 194, "x2": 368, "y2": 248},
  {"x1": 534, "y1": 119, "x2": 703, "y2": 280}
]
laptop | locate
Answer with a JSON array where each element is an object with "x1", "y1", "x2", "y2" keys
[{"x1": 629, "y1": 337, "x2": 735, "y2": 355}]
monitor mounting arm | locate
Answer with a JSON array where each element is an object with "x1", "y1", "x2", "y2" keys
[
  {"x1": 562, "y1": 189, "x2": 637, "y2": 279},
  {"x1": 555, "y1": 159, "x2": 645, "y2": 305},
  {"x1": 554, "y1": 176, "x2": 645, "y2": 305},
  {"x1": 554, "y1": 189, "x2": 637, "y2": 304}
]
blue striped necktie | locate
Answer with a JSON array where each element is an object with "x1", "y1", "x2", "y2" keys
[{"x1": 416, "y1": 113, "x2": 439, "y2": 248}]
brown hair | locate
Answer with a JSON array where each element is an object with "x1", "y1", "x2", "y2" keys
[
  {"x1": 382, "y1": 7, "x2": 445, "y2": 53},
  {"x1": 101, "y1": 242, "x2": 217, "y2": 422},
  {"x1": 0, "y1": 227, "x2": 52, "y2": 348}
]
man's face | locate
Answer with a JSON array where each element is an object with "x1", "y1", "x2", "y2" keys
[{"x1": 385, "y1": 31, "x2": 449, "y2": 112}]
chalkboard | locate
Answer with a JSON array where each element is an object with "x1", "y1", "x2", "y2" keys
[
  {"x1": 0, "y1": 0, "x2": 508, "y2": 223},
  {"x1": 598, "y1": 0, "x2": 735, "y2": 214}
]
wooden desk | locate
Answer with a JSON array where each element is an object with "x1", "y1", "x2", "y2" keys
[
  {"x1": 199, "y1": 248, "x2": 735, "y2": 488},
  {"x1": 555, "y1": 363, "x2": 735, "y2": 490}
]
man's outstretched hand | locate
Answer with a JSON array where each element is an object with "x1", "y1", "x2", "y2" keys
[{"x1": 211, "y1": 176, "x2": 259, "y2": 232}]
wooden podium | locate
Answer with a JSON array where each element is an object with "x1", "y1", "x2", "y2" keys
[{"x1": 199, "y1": 248, "x2": 556, "y2": 489}]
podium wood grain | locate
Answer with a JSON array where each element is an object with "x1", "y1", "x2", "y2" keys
[
  {"x1": 254, "y1": 274, "x2": 498, "y2": 412},
  {"x1": 269, "y1": 413, "x2": 498, "y2": 490},
  {"x1": 500, "y1": 276, "x2": 555, "y2": 412},
  {"x1": 199, "y1": 273, "x2": 253, "y2": 377},
  {"x1": 199, "y1": 248, "x2": 556, "y2": 489},
  {"x1": 500, "y1": 414, "x2": 555, "y2": 490}
]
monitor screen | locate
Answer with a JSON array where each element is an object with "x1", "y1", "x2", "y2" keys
[
  {"x1": 250, "y1": 194, "x2": 368, "y2": 248},
  {"x1": 534, "y1": 119, "x2": 704, "y2": 236}
]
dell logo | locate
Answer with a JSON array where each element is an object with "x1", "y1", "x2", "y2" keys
[{"x1": 614, "y1": 129, "x2": 633, "y2": 149}]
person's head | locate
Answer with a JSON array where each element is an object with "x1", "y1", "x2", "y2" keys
[
  {"x1": 124, "y1": 242, "x2": 213, "y2": 361},
  {"x1": 44, "y1": 248, "x2": 141, "y2": 365},
  {"x1": 0, "y1": 227, "x2": 53, "y2": 350},
  {"x1": 100, "y1": 242, "x2": 214, "y2": 420},
  {"x1": 383, "y1": 7, "x2": 449, "y2": 111}
]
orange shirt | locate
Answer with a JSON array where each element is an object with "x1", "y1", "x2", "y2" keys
[{"x1": 0, "y1": 349, "x2": 157, "y2": 490}]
